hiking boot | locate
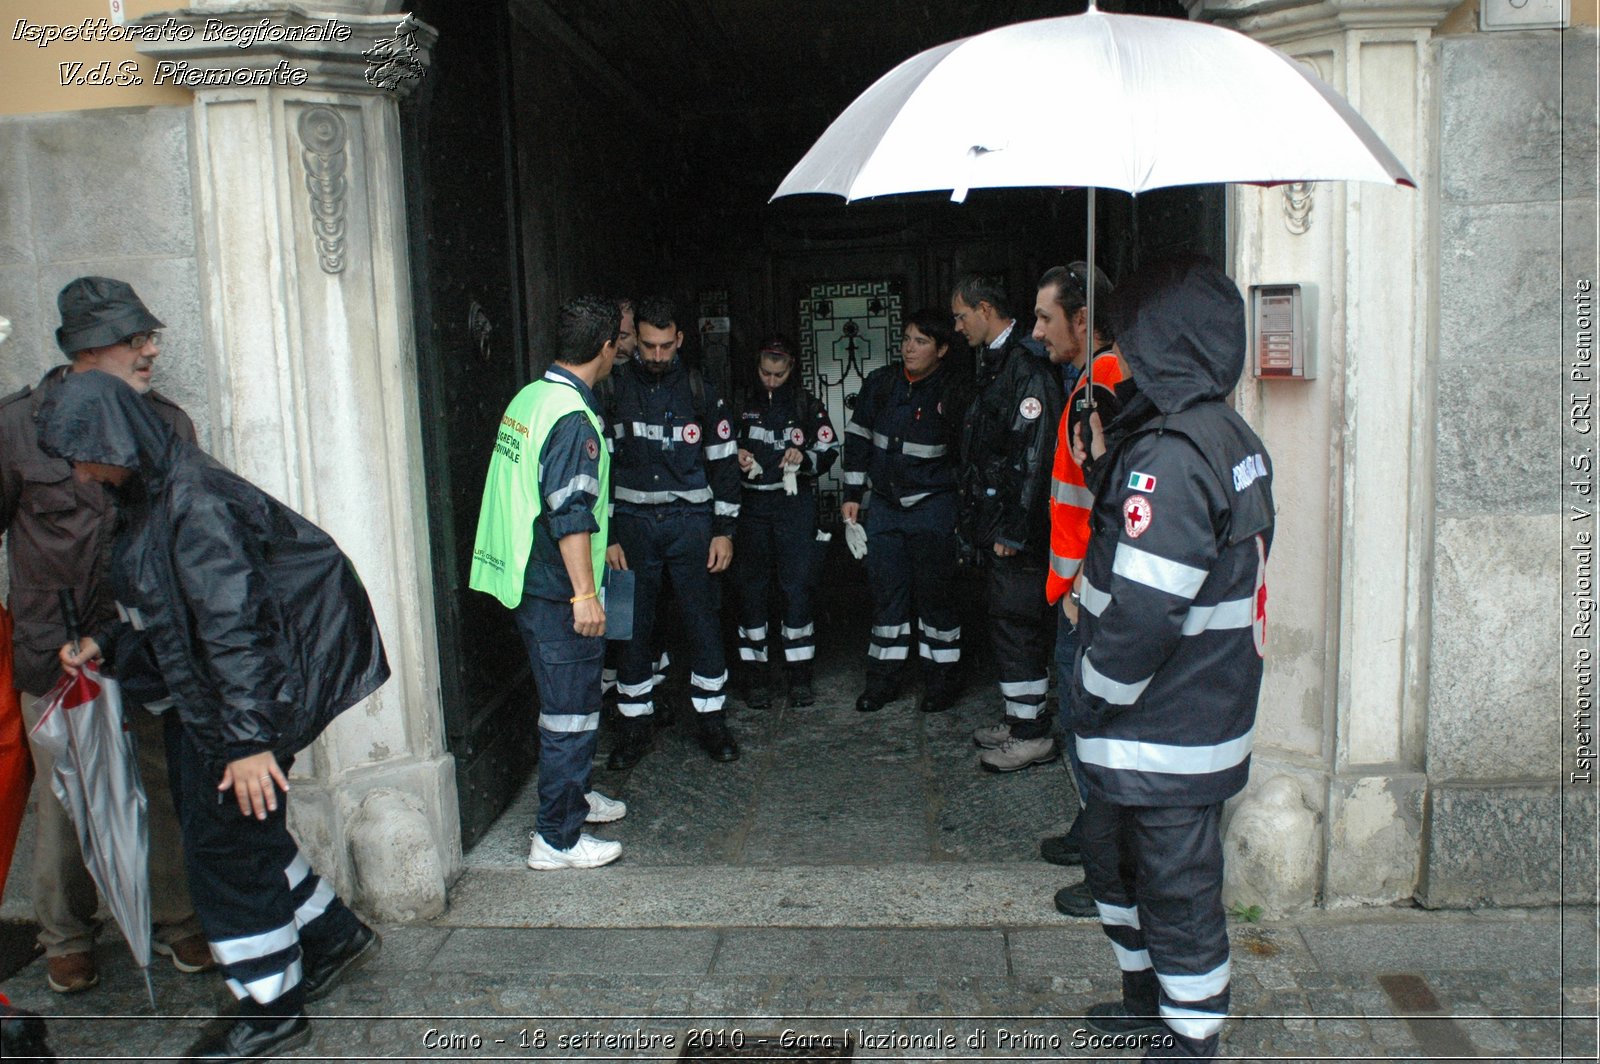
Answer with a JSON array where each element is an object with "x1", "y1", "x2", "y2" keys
[
  {"x1": 45, "y1": 951, "x2": 97, "y2": 994},
  {"x1": 527, "y1": 832, "x2": 622, "y2": 870},
  {"x1": 606, "y1": 718, "x2": 652, "y2": 770},
  {"x1": 303, "y1": 921, "x2": 380, "y2": 1001},
  {"x1": 1054, "y1": 880, "x2": 1098, "y2": 918},
  {"x1": 1040, "y1": 833, "x2": 1083, "y2": 866},
  {"x1": 788, "y1": 682, "x2": 815, "y2": 707},
  {"x1": 584, "y1": 790, "x2": 627, "y2": 823},
  {"x1": 971, "y1": 721, "x2": 1012, "y2": 749},
  {"x1": 698, "y1": 714, "x2": 740, "y2": 762},
  {"x1": 919, "y1": 689, "x2": 955, "y2": 714},
  {"x1": 155, "y1": 933, "x2": 216, "y2": 973},
  {"x1": 744, "y1": 682, "x2": 772, "y2": 709},
  {"x1": 1083, "y1": 1000, "x2": 1167, "y2": 1037},
  {"x1": 186, "y1": 1011, "x2": 310, "y2": 1062},
  {"x1": 979, "y1": 735, "x2": 1058, "y2": 772}
]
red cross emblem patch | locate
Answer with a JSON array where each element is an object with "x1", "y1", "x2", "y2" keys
[
  {"x1": 1019, "y1": 397, "x2": 1043, "y2": 421},
  {"x1": 789, "y1": 427, "x2": 805, "y2": 446},
  {"x1": 682, "y1": 422, "x2": 701, "y2": 445},
  {"x1": 1123, "y1": 495, "x2": 1152, "y2": 538},
  {"x1": 818, "y1": 425, "x2": 835, "y2": 444}
]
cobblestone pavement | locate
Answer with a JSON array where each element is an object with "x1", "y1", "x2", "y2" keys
[
  {"x1": 2, "y1": 597, "x2": 1597, "y2": 1061},
  {"x1": 1, "y1": 909, "x2": 1596, "y2": 1061}
]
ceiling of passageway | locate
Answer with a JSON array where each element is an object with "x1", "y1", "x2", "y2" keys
[{"x1": 539, "y1": 0, "x2": 1191, "y2": 211}]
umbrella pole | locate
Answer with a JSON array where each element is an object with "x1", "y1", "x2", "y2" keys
[
  {"x1": 1078, "y1": 186, "x2": 1099, "y2": 462},
  {"x1": 1086, "y1": 185, "x2": 1096, "y2": 384}
]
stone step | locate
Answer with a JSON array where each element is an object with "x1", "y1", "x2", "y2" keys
[{"x1": 438, "y1": 863, "x2": 1079, "y2": 929}]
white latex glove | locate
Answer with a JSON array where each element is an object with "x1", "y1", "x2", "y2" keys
[
  {"x1": 843, "y1": 518, "x2": 868, "y2": 560},
  {"x1": 782, "y1": 466, "x2": 798, "y2": 496},
  {"x1": 745, "y1": 456, "x2": 764, "y2": 480}
]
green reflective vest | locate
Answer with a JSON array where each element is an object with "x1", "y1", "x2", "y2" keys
[{"x1": 469, "y1": 376, "x2": 609, "y2": 609}]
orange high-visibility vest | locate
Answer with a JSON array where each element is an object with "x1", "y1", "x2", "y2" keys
[{"x1": 1046, "y1": 353, "x2": 1127, "y2": 604}]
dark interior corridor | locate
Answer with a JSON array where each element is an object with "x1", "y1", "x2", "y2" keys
[{"x1": 399, "y1": 0, "x2": 1222, "y2": 846}]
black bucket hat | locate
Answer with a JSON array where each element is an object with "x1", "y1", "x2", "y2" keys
[{"x1": 55, "y1": 276, "x2": 164, "y2": 355}]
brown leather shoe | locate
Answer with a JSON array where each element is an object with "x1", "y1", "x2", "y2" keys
[
  {"x1": 46, "y1": 951, "x2": 98, "y2": 993},
  {"x1": 155, "y1": 933, "x2": 217, "y2": 973}
]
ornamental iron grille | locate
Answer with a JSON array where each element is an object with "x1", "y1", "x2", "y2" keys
[{"x1": 798, "y1": 280, "x2": 903, "y2": 520}]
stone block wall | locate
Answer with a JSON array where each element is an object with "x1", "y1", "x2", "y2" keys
[
  {"x1": 1423, "y1": 27, "x2": 1598, "y2": 906},
  {"x1": 0, "y1": 106, "x2": 210, "y2": 438},
  {"x1": 0, "y1": 105, "x2": 208, "y2": 599}
]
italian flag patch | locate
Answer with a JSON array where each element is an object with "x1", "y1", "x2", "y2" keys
[{"x1": 1127, "y1": 471, "x2": 1157, "y2": 492}]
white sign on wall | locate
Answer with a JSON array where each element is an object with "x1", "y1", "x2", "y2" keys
[{"x1": 1480, "y1": 0, "x2": 1569, "y2": 30}]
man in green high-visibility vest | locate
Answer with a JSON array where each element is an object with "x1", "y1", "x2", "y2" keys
[{"x1": 469, "y1": 295, "x2": 628, "y2": 870}]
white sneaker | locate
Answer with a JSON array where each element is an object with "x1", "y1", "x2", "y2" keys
[
  {"x1": 972, "y1": 721, "x2": 1012, "y2": 749},
  {"x1": 584, "y1": 790, "x2": 627, "y2": 824},
  {"x1": 527, "y1": 832, "x2": 622, "y2": 870}
]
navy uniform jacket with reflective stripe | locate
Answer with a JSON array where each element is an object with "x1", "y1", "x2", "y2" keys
[
  {"x1": 1070, "y1": 399, "x2": 1275, "y2": 807},
  {"x1": 842, "y1": 362, "x2": 964, "y2": 509},
  {"x1": 959, "y1": 329, "x2": 1065, "y2": 553},
  {"x1": 523, "y1": 366, "x2": 605, "y2": 601},
  {"x1": 737, "y1": 378, "x2": 838, "y2": 491},
  {"x1": 605, "y1": 357, "x2": 741, "y2": 537}
]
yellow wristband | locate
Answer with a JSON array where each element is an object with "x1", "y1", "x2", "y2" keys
[{"x1": 570, "y1": 591, "x2": 598, "y2": 604}]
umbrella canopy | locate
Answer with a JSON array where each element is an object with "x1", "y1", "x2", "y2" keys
[
  {"x1": 772, "y1": 4, "x2": 1413, "y2": 204},
  {"x1": 30, "y1": 662, "x2": 154, "y2": 1006}
]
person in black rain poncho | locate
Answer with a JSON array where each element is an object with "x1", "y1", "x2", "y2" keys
[{"x1": 39, "y1": 368, "x2": 389, "y2": 1064}]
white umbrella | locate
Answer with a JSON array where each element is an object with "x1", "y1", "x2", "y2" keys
[
  {"x1": 30, "y1": 662, "x2": 156, "y2": 1008},
  {"x1": 772, "y1": 2, "x2": 1413, "y2": 202},
  {"x1": 772, "y1": 0, "x2": 1415, "y2": 416}
]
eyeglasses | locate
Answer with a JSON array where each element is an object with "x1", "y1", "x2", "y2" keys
[{"x1": 121, "y1": 331, "x2": 160, "y2": 349}]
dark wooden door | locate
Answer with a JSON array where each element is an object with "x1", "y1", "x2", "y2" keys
[{"x1": 401, "y1": 0, "x2": 535, "y2": 848}]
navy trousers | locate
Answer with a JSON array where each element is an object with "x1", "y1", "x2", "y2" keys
[
  {"x1": 165, "y1": 715, "x2": 360, "y2": 1015},
  {"x1": 612, "y1": 504, "x2": 728, "y2": 718},
  {"x1": 734, "y1": 488, "x2": 819, "y2": 677},
  {"x1": 862, "y1": 493, "x2": 961, "y2": 699},
  {"x1": 987, "y1": 551, "x2": 1053, "y2": 739},
  {"x1": 1080, "y1": 796, "x2": 1230, "y2": 1059},
  {"x1": 512, "y1": 593, "x2": 604, "y2": 849}
]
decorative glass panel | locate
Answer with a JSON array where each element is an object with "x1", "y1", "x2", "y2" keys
[{"x1": 798, "y1": 280, "x2": 902, "y2": 519}]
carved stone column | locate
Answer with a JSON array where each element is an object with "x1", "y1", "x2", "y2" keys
[
  {"x1": 1187, "y1": 0, "x2": 1456, "y2": 909},
  {"x1": 141, "y1": 3, "x2": 457, "y2": 920}
]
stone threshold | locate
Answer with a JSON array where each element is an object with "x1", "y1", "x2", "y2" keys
[{"x1": 436, "y1": 863, "x2": 1074, "y2": 929}]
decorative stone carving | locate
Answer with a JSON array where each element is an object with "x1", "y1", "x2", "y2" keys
[
  {"x1": 297, "y1": 107, "x2": 349, "y2": 274},
  {"x1": 1223, "y1": 775, "x2": 1320, "y2": 915},
  {"x1": 1283, "y1": 181, "x2": 1314, "y2": 234}
]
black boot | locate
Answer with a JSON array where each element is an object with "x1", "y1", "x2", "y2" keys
[
  {"x1": 744, "y1": 671, "x2": 772, "y2": 709},
  {"x1": 697, "y1": 712, "x2": 740, "y2": 762},
  {"x1": 187, "y1": 998, "x2": 310, "y2": 1063},
  {"x1": 303, "y1": 921, "x2": 380, "y2": 1002},
  {"x1": 786, "y1": 665, "x2": 814, "y2": 708},
  {"x1": 606, "y1": 716, "x2": 653, "y2": 770}
]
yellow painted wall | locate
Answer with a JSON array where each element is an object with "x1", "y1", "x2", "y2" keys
[{"x1": 0, "y1": 0, "x2": 192, "y2": 114}]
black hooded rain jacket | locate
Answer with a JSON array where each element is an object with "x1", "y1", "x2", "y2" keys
[
  {"x1": 38, "y1": 370, "x2": 389, "y2": 772},
  {"x1": 1069, "y1": 258, "x2": 1276, "y2": 807}
]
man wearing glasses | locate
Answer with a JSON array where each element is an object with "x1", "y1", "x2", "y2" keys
[{"x1": 0, "y1": 276, "x2": 209, "y2": 994}]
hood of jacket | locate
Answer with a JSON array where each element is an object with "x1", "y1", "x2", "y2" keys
[
  {"x1": 35, "y1": 369, "x2": 189, "y2": 491},
  {"x1": 1109, "y1": 256, "x2": 1246, "y2": 416}
]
